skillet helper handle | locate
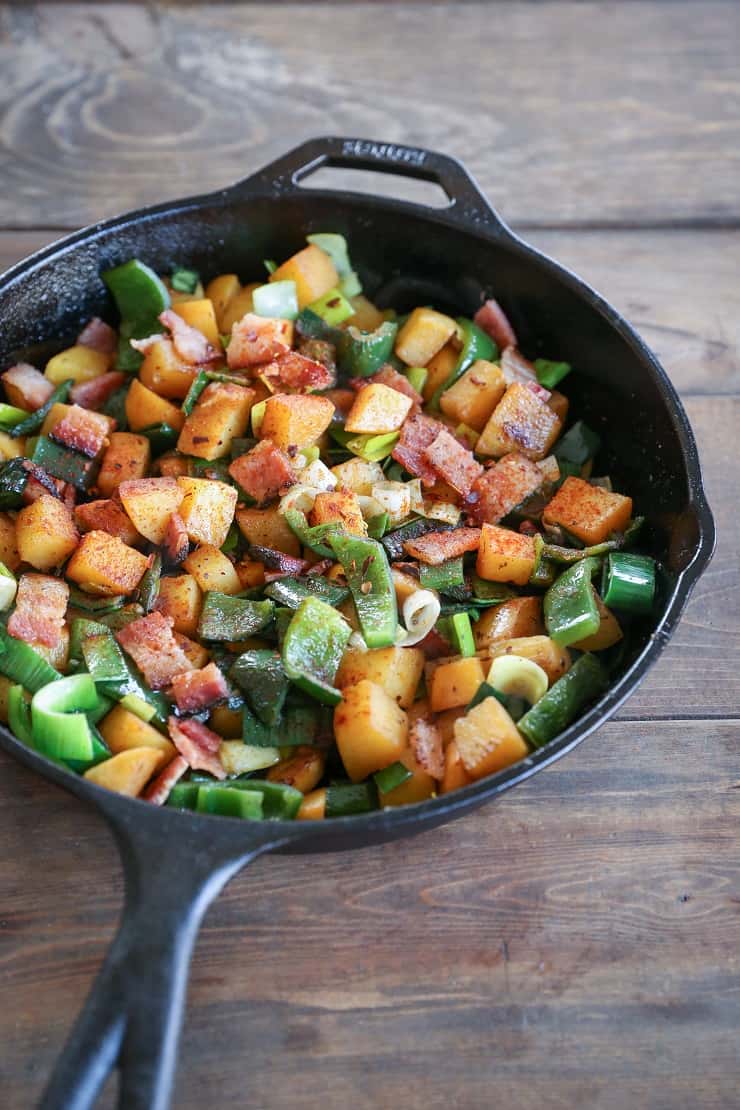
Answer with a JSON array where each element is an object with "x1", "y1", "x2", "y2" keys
[
  {"x1": 234, "y1": 135, "x2": 508, "y2": 232},
  {"x1": 40, "y1": 808, "x2": 280, "y2": 1110}
]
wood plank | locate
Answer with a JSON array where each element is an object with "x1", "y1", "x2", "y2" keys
[
  {"x1": 1, "y1": 229, "x2": 738, "y2": 397},
  {"x1": 0, "y1": 715, "x2": 737, "y2": 1109},
  {"x1": 0, "y1": 3, "x2": 738, "y2": 228}
]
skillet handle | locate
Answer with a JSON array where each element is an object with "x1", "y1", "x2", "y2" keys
[
  {"x1": 232, "y1": 135, "x2": 508, "y2": 232},
  {"x1": 39, "y1": 805, "x2": 284, "y2": 1110}
]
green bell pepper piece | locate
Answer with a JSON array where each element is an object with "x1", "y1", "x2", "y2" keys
[
  {"x1": 366, "y1": 511, "x2": 390, "y2": 540},
  {"x1": 195, "y1": 785, "x2": 264, "y2": 820},
  {"x1": 78, "y1": 625, "x2": 169, "y2": 726},
  {"x1": 534, "y1": 359, "x2": 572, "y2": 390},
  {"x1": 230, "y1": 649, "x2": 289, "y2": 727},
  {"x1": 252, "y1": 280, "x2": 299, "y2": 320},
  {"x1": 138, "y1": 423, "x2": 179, "y2": 455},
  {"x1": 518, "y1": 653, "x2": 608, "y2": 748},
  {"x1": 419, "y1": 557, "x2": 466, "y2": 594},
  {"x1": 264, "y1": 575, "x2": 350, "y2": 610},
  {"x1": 325, "y1": 782, "x2": 377, "y2": 817},
  {"x1": 198, "y1": 593, "x2": 274, "y2": 641},
  {"x1": 329, "y1": 533, "x2": 397, "y2": 649},
  {"x1": 543, "y1": 557, "x2": 601, "y2": 646},
  {"x1": 103, "y1": 259, "x2": 171, "y2": 372},
  {"x1": 170, "y1": 267, "x2": 200, "y2": 294},
  {"x1": 0, "y1": 458, "x2": 32, "y2": 508},
  {"x1": 338, "y1": 321, "x2": 398, "y2": 377},
  {"x1": 227, "y1": 777, "x2": 303, "y2": 820},
  {"x1": 307, "y1": 287, "x2": 355, "y2": 327},
  {"x1": 283, "y1": 508, "x2": 342, "y2": 558},
  {"x1": 553, "y1": 420, "x2": 601, "y2": 466},
  {"x1": 136, "y1": 553, "x2": 161, "y2": 613},
  {"x1": 31, "y1": 673, "x2": 101, "y2": 766},
  {"x1": 282, "y1": 596, "x2": 351, "y2": 705},
  {"x1": 430, "y1": 318, "x2": 497, "y2": 408},
  {"x1": 167, "y1": 782, "x2": 200, "y2": 810},
  {"x1": 404, "y1": 366, "x2": 428, "y2": 395}
]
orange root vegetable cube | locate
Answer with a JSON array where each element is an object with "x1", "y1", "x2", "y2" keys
[
  {"x1": 473, "y1": 597, "x2": 544, "y2": 650},
  {"x1": 172, "y1": 299, "x2": 221, "y2": 348},
  {"x1": 84, "y1": 747, "x2": 168, "y2": 796},
  {"x1": 270, "y1": 244, "x2": 338, "y2": 309},
  {"x1": 336, "y1": 645, "x2": 425, "y2": 710},
  {"x1": 542, "y1": 476, "x2": 633, "y2": 545},
  {"x1": 125, "y1": 378, "x2": 185, "y2": 433},
  {"x1": 259, "y1": 393, "x2": 335, "y2": 452},
  {"x1": 234, "y1": 557, "x2": 268, "y2": 590},
  {"x1": 220, "y1": 284, "x2": 261, "y2": 333},
  {"x1": 97, "y1": 432, "x2": 151, "y2": 497},
  {"x1": 440, "y1": 738, "x2": 473, "y2": 794},
  {"x1": 99, "y1": 705, "x2": 178, "y2": 760},
  {"x1": 477, "y1": 382, "x2": 562, "y2": 460},
  {"x1": 487, "y1": 635, "x2": 571, "y2": 686},
  {"x1": 205, "y1": 274, "x2": 241, "y2": 331},
  {"x1": 45, "y1": 345, "x2": 110, "y2": 385},
  {"x1": 377, "y1": 744, "x2": 436, "y2": 807},
  {"x1": 235, "y1": 506, "x2": 301, "y2": 557},
  {"x1": 476, "y1": 523, "x2": 537, "y2": 585},
  {"x1": 139, "y1": 339, "x2": 197, "y2": 400},
  {"x1": 183, "y1": 544, "x2": 242, "y2": 595},
  {"x1": 177, "y1": 477, "x2": 237, "y2": 548},
  {"x1": 66, "y1": 530, "x2": 149, "y2": 595},
  {"x1": 118, "y1": 477, "x2": 184, "y2": 545},
  {"x1": 16, "y1": 495, "x2": 79, "y2": 571},
  {"x1": 154, "y1": 573, "x2": 202, "y2": 637},
  {"x1": 334, "y1": 679, "x2": 408, "y2": 783},
  {"x1": 0, "y1": 511, "x2": 20, "y2": 571},
  {"x1": 309, "y1": 490, "x2": 367, "y2": 536},
  {"x1": 74, "y1": 499, "x2": 142, "y2": 547},
  {"x1": 453, "y1": 696, "x2": 529, "y2": 780},
  {"x1": 440, "y1": 359, "x2": 507, "y2": 431},
  {"x1": 177, "y1": 381, "x2": 255, "y2": 461},
  {"x1": 344, "y1": 383, "x2": 413, "y2": 434},
  {"x1": 395, "y1": 307, "x2": 457, "y2": 367},
  {"x1": 297, "y1": 787, "x2": 327, "y2": 820},
  {"x1": 266, "y1": 747, "x2": 326, "y2": 794},
  {"x1": 429, "y1": 656, "x2": 486, "y2": 713},
  {"x1": 422, "y1": 342, "x2": 458, "y2": 402}
]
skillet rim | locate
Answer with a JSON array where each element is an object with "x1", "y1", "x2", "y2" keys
[{"x1": 0, "y1": 149, "x2": 716, "y2": 850}]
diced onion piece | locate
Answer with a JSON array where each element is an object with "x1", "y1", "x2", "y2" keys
[
  {"x1": 302, "y1": 459, "x2": 337, "y2": 491},
  {"x1": 370, "y1": 480, "x2": 412, "y2": 527},
  {"x1": 421, "y1": 500, "x2": 461, "y2": 526},
  {"x1": 279, "y1": 484, "x2": 318, "y2": 515},
  {"x1": 357, "y1": 494, "x2": 386, "y2": 520},
  {"x1": 397, "y1": 589, "x2": 441, "y2": 647},
  {"x1": 348, "y1": 631, "x2": 369, "y2": 653}
]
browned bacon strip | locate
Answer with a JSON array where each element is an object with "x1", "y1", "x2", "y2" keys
[
  {"x1": 170, "y1": 662, "x2": 229, "y2": 714},
  {"x1": 229, "y1": 440, "x2": 296, "y2": 505},
  {"x1": 474, "y1": 298, "x2": 518, "y2": 350},
  {"x1": 77, "y1": 317, "x2": 117, "y2": 355},
  {"x1": 116, "y1": 611, "x2": 195, "y2": 689},
  {"x1": 468, "y1": 453, "x2": 543, "y2": 524},
  {"x1": 159, "y1": 309, "x2": 220, "y2": 365},
  {"x1": 1, "y1": 363, "x2": 54, "y2": 411},
  {"x1": 403, "y1": 526, "x2": 481, "y2": 566},
  {"x1": 51, "y1": 405, "x2": 111, "y2": 457},
  {"x1": 422, "y1": 428, "x2": 483, "y2": 495},
  {"x1": 260, "y1": 349, "x2": 334, "y2": 392},
  {"x1": 168, "y1": 716, "x2": 225, "y2": 779},
  {"x1": 391, "y1": 413, "x2": 447, "y2": 486},
  {"x1": 70, "y1": 371, "x2": 126, "y2": 409},
  {"x1": 8, "y1": 573, "x2": 69, "y2": 647},
  {"x1": 142, "y1": 755, "x2": 189, "y2": 805},
  {"x1": 227, "y1": 313, "x2": 292, "y2": 369}
]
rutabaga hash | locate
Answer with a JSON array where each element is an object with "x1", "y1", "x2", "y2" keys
[{"x1": 0, "y1": 234, "x2": 656, "y2": 820}]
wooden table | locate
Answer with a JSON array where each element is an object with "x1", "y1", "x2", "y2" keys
[{"x1": 1, "y1": 4, "x2": 738, "y2": 1107}]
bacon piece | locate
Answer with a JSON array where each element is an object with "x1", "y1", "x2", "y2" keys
[
  {"x1": 71, "y1": 371, "x2": 126, "y2": 410},
  {"x1": 168, "y1": 716, "x2": 225, "y2": 780},
  {"x1": 261, "y1": 349, "x2": 334, "y2": 393},
  {"x1": 474, "y1": 298, "x2": 518, "y2": 350},
  {"x1": 322, "y1": 388, "x2": 355, "y2": 416},
  {"x1": 163, "y1": 512, "x2": 189, "y2": 564},
  {"x1": 297, "y1": 336, "x2": 336, "y2": 373},
  {"x1": 170, "y1": 662, "x2": 229, "y2": 714},
  {"x1": 1, "y1": 363, "x2": 54, "y2": 411},
  {"x1": 409, "y1": 716, "x2": 444, "y2": 779},
  {"x1": 129, "y1": 333, "x2": 165, "y2": 355},
  {"x1": 77, "y1": 317, "x2": 117, "y2": 355},
  {"x1": 500, "y1": 345, "x2": 537, "y2": 385},
  {"x1": 51, "y1": 405, "x2": 111, "y2": 457},
  {"x1": 363, "y1": 365, "x2": 423, "y2": 407},
  {"x1": 142, "y1": 754, "x2": 189, "y2": 805},
  {"x1": 422, "y1": 428, "x2": 483, "y2": 496},
  {"x1": 8, "y1": 573, "x2": 69, "y2": 648},
  {"x1": 159, "y1": 309, "x2": 220, "y2": 366},
  {"x1": 116, "y1": 611, "x2": 195, "y2": 689},
  {"x1": 391, "y1": 413, "x2": 448, "y2": 486},
  {"x1": 417, "y1": 627, "x2": 453, "y2": 659},
  {"x1": 249, "y1": 545, "x2": 308, "y2": 576},
  {"x1": 305, "y1": 558, "x2": 334, "y2": 577},
  {"x1": 403, "y1": 526, "x2": 481, "y2": 566},
  {"x1": 468, "y1": 453, "x2": 543, "y2": 525},
  {"x1": 229, "y1": 440, "x2": 296, "y2": 505},
  {"x1": 20, "y1": 460, "x2": 61, "y2": 504},
  {"x1": 74, "y1": 499, "x2": 141, "y2": 545},
  {"x1": 227, "y1": 313, "x2": 292, "y2": 369}
]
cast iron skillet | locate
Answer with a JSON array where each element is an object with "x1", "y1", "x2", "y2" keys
[{"x1": 0, "y1": 137, "x2": 714, "y2": 1109}]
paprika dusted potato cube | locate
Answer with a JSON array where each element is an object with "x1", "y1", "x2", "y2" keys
[
  {"x1": 476, "y1": 382, "x2": 562, "y2": 460},
  {"x1": 429, "y1": 656, "x2": 486, "y2": 713},
  {"x1": 422, "y1": 342, "x2": 458, "y2": 403},
  {"x1": 99, "y1": 705, "x2": 178, "y2": 760},
  {"x1": 336, "y1": 645, "x2": 425, "y2": 710},
  {"x1": 476, "y1": 523, "x2": 536, "y2": 586},
  {"x1": 177, "y1": 382, "x2": 255, "y2": 461},
  {"x1": 0, "y1": 511, "x2": 20, "y2": 571},
  {"x1": 83, "y1": 747, "x2": 168, "y2": 796},
  {"x1": 118, "y1": 477, "x2": 184, "y2": 545},
  {"x1": 154, "y1": 573, "x2": 202, "y2": 637},
  {"x1": 16, "y1": 494, "x2": 79, "y2": 571},
  {"x1": 183, "y1": 544, "x2": 242, "y2": 596},
  {"x1": 344, "y1": 383, "x2": 413, "y2": 435},
  {"x1": 139, "y1": 339, "x2": 196, "y2": 400},
  {"x1": 472, "y1": 598, "x2": 544, "y2": 652},
  {"x1": 125, "y1": 378, "x2": 185, "y2": 433},
  {"x1": 487, "y1": 635, "x2": 571, "y2": 686},
  {"x1": 259, "y1": 393, "x2": 335, "y2": 452},
  {"x1": 171, "y1": 298, "x2": 221, "y2": 349},
  {"x1": 66, "y1": 530, "x2": 149, "y2": 595},
  {"x1": 542, "y1": 476, "x2": 633, "y2": 546},
  {"x1": 453, "y1": 696, "x2": 529, "y2": 780},
  {"x1": 205, "y1": 274, "x2": 241, "y2": 331},
  {"x1": 177, "y1": 477, "x2": 237, "y2": 548},
  {"x1": 439, "y1": 359, "x2": 507, "y2": 431},
  {"x1": 269, "y1": 244, "x2": 339, "y2": 309},
  {"x1": 309, "y1": 490, "x2": 367, "y2": 536},
  {"x1": 395, "y1": 307, "x2": 457, "y2": 367},
  {"x1": 97, "y1": 432, "x2": 151, "y2": 497},
  {"x1": 45, "y1": 344, "x2": 110, "y2": 385},
  {"x1": 235, "y1": 506, "x2": 301, "y2": 557},
  {"x1": 334, "y1": 679, "x2": 408, "y2": 783}
]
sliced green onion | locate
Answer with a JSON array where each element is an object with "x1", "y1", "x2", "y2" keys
[
  {"x1": 170, "y1": 267, "x2": 200, "y2": 294},
  {"x1": 253, "y1": 280, "x2": 298, "y2": 321},
  {"x1": 325, "y1": 781, "x2": 377, "y2": 817},
  {"x1": 251, "y1": 399, "x2": 267, "y2": 436},
  {"x1": 119, "y1": 693, "x2": 156, "y2": 722},
  {"x1": 450, "y1": 611, "x2": 476, "y2": 657},
  {"x1": 345, "y1": 431, "x2": 399, "y2": 463},
  {"x1": 601, "y1": 552, "x2": 656, "y2": 613},
  {"x1": 339, "y1": 271, "x2": 362, "y2": 297},
  {"x1": 263, "y1": 259, "x2": 278, "y2": 275},
  {"x1": 0, "y1": 403, "x2": 30, "y2": 429},
  {"x1": 374, "y1": 761, "x2": 412, "y2": 794},
  {"x1": 404, "y1": 366, "x2": 428, "y2": 395},
  {"x1": 306, "y1": 287, "x2": 355, "y2": 327},
  {"x1": 306, "y1": 233, "x2": 353, "y2": 277}
]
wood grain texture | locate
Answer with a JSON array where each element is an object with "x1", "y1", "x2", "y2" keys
[
  {"x1": 0, "y1": 3, "x2": 739, "y2": 228},
  {"x1": 0, "y1": 714, "x2": 738, "y2": 1110}
]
